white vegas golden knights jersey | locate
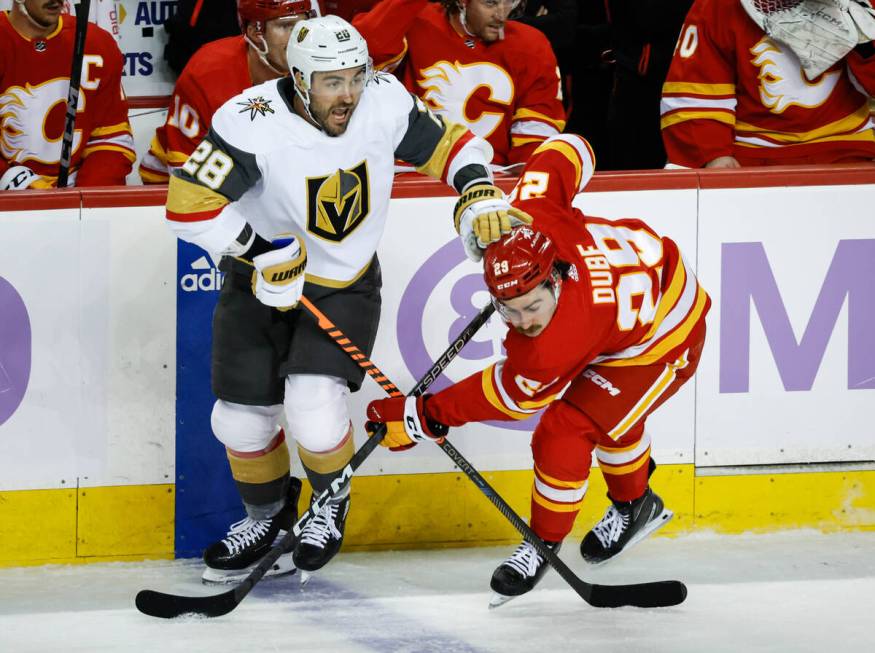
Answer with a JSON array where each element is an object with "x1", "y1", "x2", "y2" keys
[{"x1": 166, "y1": 72, "x2": 490, "y2": 286}]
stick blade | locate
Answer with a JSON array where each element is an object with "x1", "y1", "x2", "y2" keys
[
  {"x1": 587, "y1": 580, "x2": 687, "y2": 608},
  {"x1": 134, "y1": 588, "x2": 240, "y2": 619}
]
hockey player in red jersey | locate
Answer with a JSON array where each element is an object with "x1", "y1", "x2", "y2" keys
[
  {"x1": 0, "y1": 0, "x2": 133, "y2": 189},
  {"x1": 353, "y1": 0, "x2": 566, "y2": 167},
  {"x1": 661, "y1": 0, "x2": 875, "y2": 168},
  {"x1": 366, "y1": 133, "x2": 710, "y2": 605},
  {"x1": 139, "y1": 0, "x2": 318, "y2": 184}
]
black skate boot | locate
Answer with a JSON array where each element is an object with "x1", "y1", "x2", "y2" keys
[
  {"x1": 580, "y1": 487, "x2": 672, "y2": 565},
  {"x1": 201, "y1": 477, "x2": 302, "y2": 584},
  {"x1": 488, "y1": 538, "x2": 561, "y2": 609},
  {"x1": 293, "y1": 494, "x2": 351, "y2": 585}
]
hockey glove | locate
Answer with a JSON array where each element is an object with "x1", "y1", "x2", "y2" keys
[
  {"x1": 453, "y1": 183, "x2": 533, "y2": 262},
  {"x1": 0, "y1": 165, "x2": 48, "y2": 191},
  {"x1": 251, "y1": 236, "x2": 307, "y2": 311},
  {"x1": 365, "y1": 395, "x2": 449, "y2": 452}
]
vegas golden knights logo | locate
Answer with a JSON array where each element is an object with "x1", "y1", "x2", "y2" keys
[{"x1": 306, "y1": 161, "x2": 370, "y2": 242}]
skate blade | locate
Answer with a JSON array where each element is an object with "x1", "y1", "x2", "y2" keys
[
  {"x1": 201, "y1": 552, "x2": 296, "y2": 585},
  {"x1": 299, "y1": 570, "x2": 312, "y2": 586},
  {"x1": 586, "y1": 508, "x2": 674, "y2": 568},
  {"x1": 488, "y1": 592, "x2": 518, "y2": 609}
]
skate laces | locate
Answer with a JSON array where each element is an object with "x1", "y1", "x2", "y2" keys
[
  {"x1": 592, "y1": 505, "x2": 631, "y2": 548},
  {"x1": 221, "y1": 517, "x2": 272, "y2": 554},
  {"x1": 300, "y1": 502, "x2": 341, "y2": 548},
  {"x1": 503, "y1": 540, "x2": 543, "y2": 579}
]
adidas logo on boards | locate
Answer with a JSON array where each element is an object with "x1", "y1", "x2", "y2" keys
[{"x1": 180, "y1": 255, "x2": 224, "y2": 292}]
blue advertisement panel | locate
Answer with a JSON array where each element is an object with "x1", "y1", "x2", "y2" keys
[{"x1": 174, "y1": 242, "x2": 242, "y2": 558}]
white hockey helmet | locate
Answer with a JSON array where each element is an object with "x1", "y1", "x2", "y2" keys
[{"x1": 287, "y1": 16, "x2": 371, "y2": 106}]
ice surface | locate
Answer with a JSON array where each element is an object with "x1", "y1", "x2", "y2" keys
[{"x1": 1, "y1": 530, "x2": 873, "y2": 652}]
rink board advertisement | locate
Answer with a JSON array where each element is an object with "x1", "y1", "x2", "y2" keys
[{"x1": 1, "y1": 168, "x2": 874, "y2": 563}]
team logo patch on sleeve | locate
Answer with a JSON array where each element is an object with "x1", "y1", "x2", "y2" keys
[
  {"x1": 306, "y1": 161, "x2": 371, "y2": 242},
  {"x1": 237, "y1": 96, "x2": 275, "y2": 120}
]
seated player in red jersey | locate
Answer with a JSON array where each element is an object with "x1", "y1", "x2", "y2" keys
[
  {"x1": 353, "y1": 0, "x2": 566, "y2": 168},
  {"x1": 365, "y1": 133, "x2": 711, "y2": 606},
  {"x1": 661, "y1": 0, "x2": 875, "y2": 168},
  {"x1": 0, "y1": 0, "x2": 134, "y2": 189},
  {"x1": 138, "y1": 0, "x2": 317, "y2": 184}
]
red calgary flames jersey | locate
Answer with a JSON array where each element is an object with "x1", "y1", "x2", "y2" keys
[
  {"x1": 0, "y1": 12, "x2": 133, "y2": 186},
  {"x1": 354, "y1": 0, "x2": 565, "y2": 166},
  {"x1": 428, "y1": 133, "x2": 710, "y2": 427},
  {"x1": 661, "y1": 0, "x2": 875, "y2": 167},
  {"x1": 139, "y1": 36, "x2": 254, "y2": 183}
]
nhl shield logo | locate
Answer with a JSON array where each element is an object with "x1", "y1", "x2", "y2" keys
[{"x1": 306, "y1": 161, "x2": 370, "y2": 242}]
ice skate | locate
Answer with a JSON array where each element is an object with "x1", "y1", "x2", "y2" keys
[
  {"x1": 294, "y1": 495, "x2": 351, "y2": 585},
  {"x1": 488, "y1": 538, "x2": 560, "y2": 609},
  {"x1": 201, "y1": 477, "x2": 302, "y2": 584},
  {"x1": 580, "y1": 487, "x2": 672, "y2": 566}
]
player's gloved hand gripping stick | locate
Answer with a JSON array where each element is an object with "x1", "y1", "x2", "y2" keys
[{"x1": 134, "y1": 298, "x2": 496, "y2": 619}]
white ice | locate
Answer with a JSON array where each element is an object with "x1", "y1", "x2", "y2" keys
[{"x1": 1, "y1": 530, "x2": 873, "y2": 653}]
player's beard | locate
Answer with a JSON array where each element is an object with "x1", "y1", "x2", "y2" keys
[{"x1": 312, "y1": 99, "x2": 357, "y2": 137}]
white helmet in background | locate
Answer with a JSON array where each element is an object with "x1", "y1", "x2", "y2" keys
[{"x1": 287, "y1": 16, "x2": 371, "y2": 109}]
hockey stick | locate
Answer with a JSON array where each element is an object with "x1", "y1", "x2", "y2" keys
[
  {"x1": 134, "y1": 299, "x2": 496, "y2": 619},
  {"x1": 310, "y1": 302, "x2": 687, "y2": 608},
  {"x1": 57, "y1": 0, "x2": 91, "y2": 188}
]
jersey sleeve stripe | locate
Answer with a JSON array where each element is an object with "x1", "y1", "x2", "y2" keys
[
  {"x1": 165, "y1": 174, "x2": 229, "y2": 222},
  {"x1": 735, "y1": 103, "x2": 873, "y2": 143},
  {"x1": 81, "y1": 143, "x2": 136, "y2": 162},
  {"x1": 415, "y1": 120, "x2": 472, "y2": 181},
  {"x1": 511, "y1": 108, "x2": 566, "y2": 131},
  {"x1": 661, "y1": 96, "x2": 738, "y2": 113},
  {"x1": 91, "y1": 121, "x2": 134, "y2": 137},
  {"x1": 661, "y1": 109, "x2": 736, "y2": 130},
  {"x1": 480, "y1": 363, "x2": 536, "y2": 420},
  {"x1": 662, "y1": 82, "x2": 737, "y2": 96}
]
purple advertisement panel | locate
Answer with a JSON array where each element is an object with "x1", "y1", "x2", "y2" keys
[{"x1": 0, "y1": 276, "x2": 31, "y2": 427}]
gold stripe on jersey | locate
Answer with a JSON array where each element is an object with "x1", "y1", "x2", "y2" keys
[
  {"x1": 735, "y1": 103, "x2": 874, "y2": 144},
  {"x1": 166, "y1": 174, "x2": 230, "y2": 217},
  {"x1": 661, "y1": 109, "x2": 736, "y2": 130},
  {"x1": 91, "y1": 122, "x2": 133, "y2": 137},
  {"x1": 736, "y1": 130, "x2": 875, "y2": 149},
  {"x1": 511, "y1": 135, "x2": 548, "y2": 146},
  {"x1": 512, "y1": 108, "x2": 567, "y2": 131},
  {"x1": 81, "y1": 143, "x2": 137, "y2": 161},
  {"x1": 532, "y1": 486, "x2": 585, "y2": 512},
  {"x1": 662, "y1": 82, "x2": 736, "y2": 96},
  {"x1": 304, "y1": 259, "x2": 372, "y2": 289},
  {"x1": 640, "y1": 260, "x2": 687, "y2": 343},
  {"x1": 416, "y1": 120, "x2": 470, "y2": 180},
  {"x1": 533, "y1": 140, "x2": 583, "y2": 188},
  {"x1": 534, "y1": 465, "x2": 587, "y2": 489},
  {"x1": 601, "y1": 286, "x2": 707, "y2": 367},
  {"x1": 167, "y1": 150, "x2": 192, "y2": 165},
  {"x1": 139, "y1": 167, "x2": 168, "y2": 184},
  {"x1": 481, "y1": 365, "x2": 532, "y2": 420}
]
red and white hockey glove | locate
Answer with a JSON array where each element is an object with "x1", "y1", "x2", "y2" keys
[{"x1": 365, "y1": 395, "x2": 449, "y2": 452}]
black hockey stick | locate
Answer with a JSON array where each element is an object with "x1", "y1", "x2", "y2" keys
[
  {"x1": 435, "y1": 440, "x2": 687, "y2": 608},
  {"x1": 134, "y1": 301, "x2": 496, "y2": 618},
  {"x1": 57, "y1": 0, "x2": 91, "y2": 188},
  {"x1": 313, "y1": 303, "x2": 686, "y2": 608}
]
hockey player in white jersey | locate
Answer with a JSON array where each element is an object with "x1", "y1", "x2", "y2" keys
[{"x1": 166, "y1": 15, "x2": 528, "y2": 584}]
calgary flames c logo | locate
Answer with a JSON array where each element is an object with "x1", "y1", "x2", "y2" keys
[
  {"x1": 306, "y1": 161, "x2": 370, "y2": 242},
  {"x1": 750, "y1": 38, "x2": 840, "y2": 114},
  {"x1": 417, "y1": 61, "x2": 513, "y2": 139},
  {"x1": 1, "y1": 79, "x2": 84, "y2": 165}
]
